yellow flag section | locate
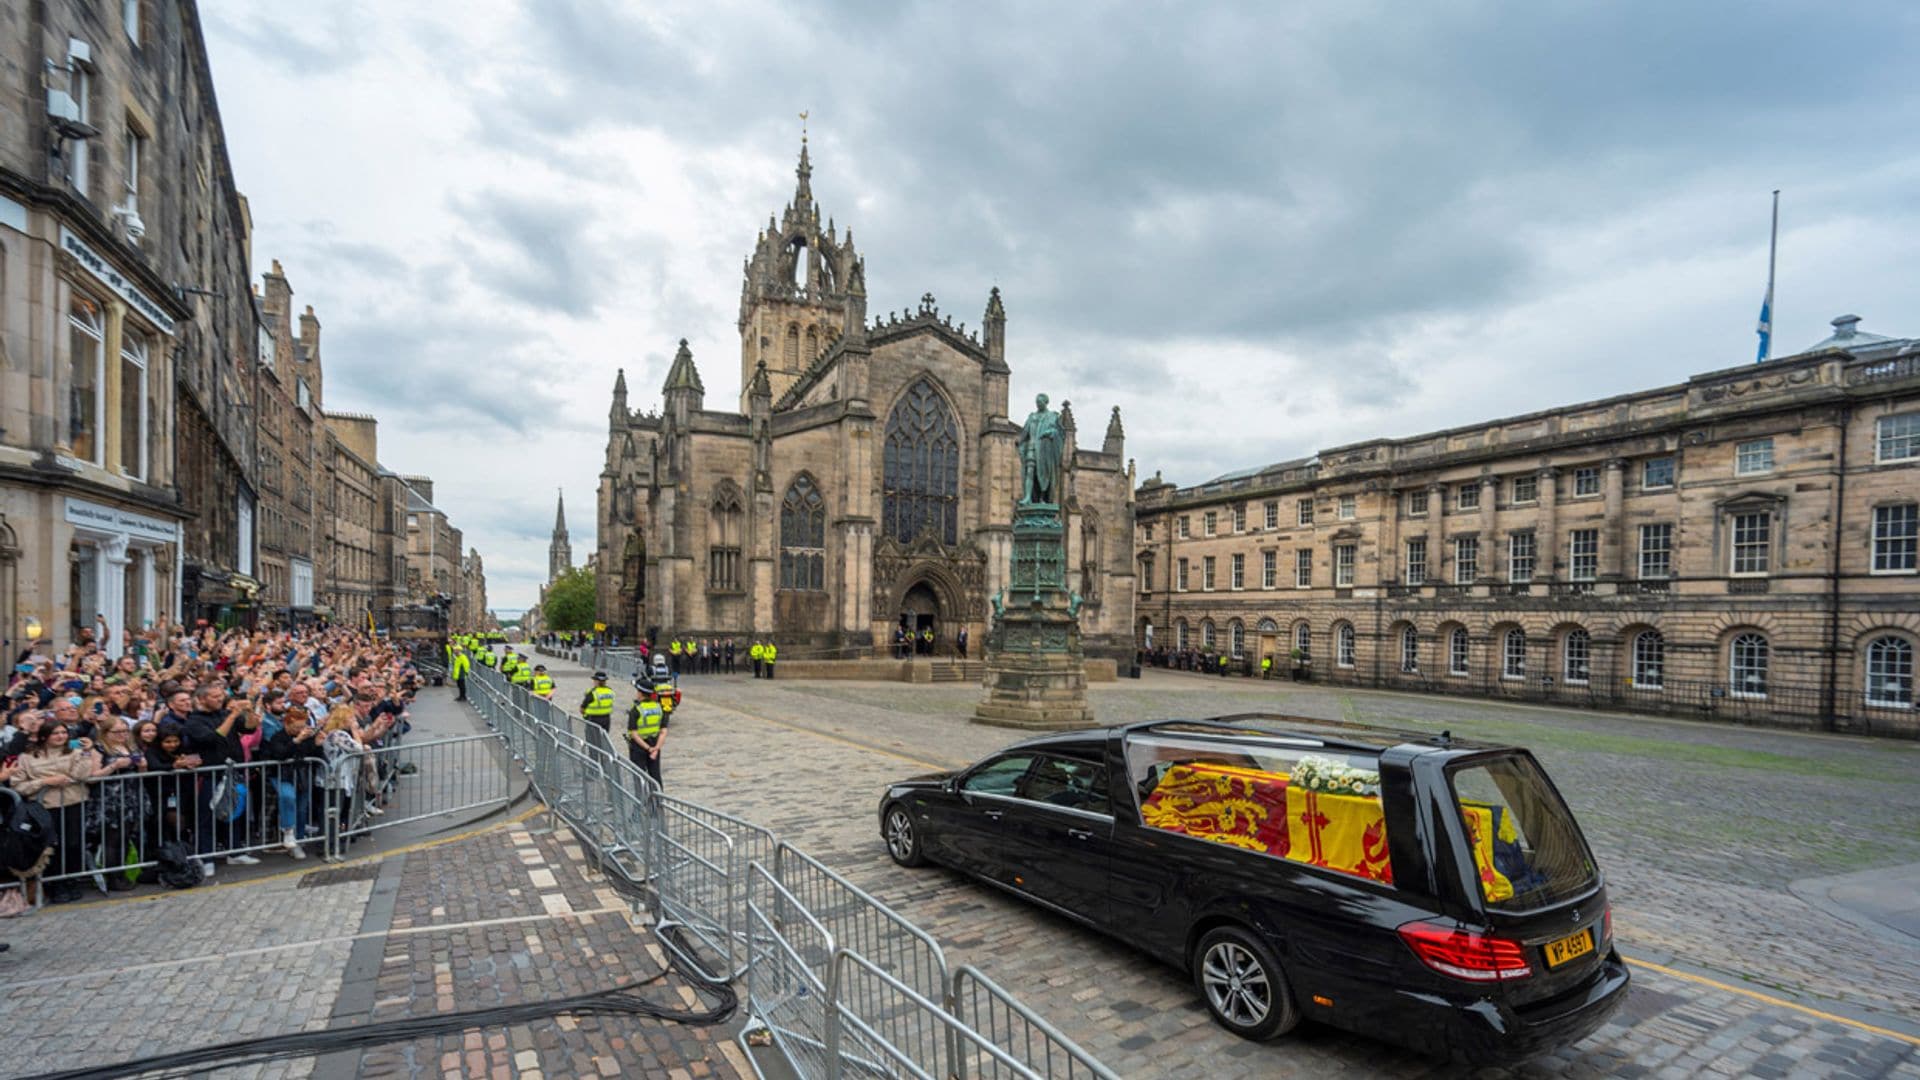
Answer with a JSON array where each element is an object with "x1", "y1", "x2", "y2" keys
[
  {"x1": 1283, "y1": 787, "x2": 1394, "y2": 885},
  {"x1": 1459, "y1": 802, "x2": 1518, "y2": 903},
  {"x1": 1137, "y1": 761, "x2": 1394, "y2": 886}
]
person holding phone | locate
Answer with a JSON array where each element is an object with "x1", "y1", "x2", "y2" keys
[{"x1": 9, "y1": 720, "x2": 95, "y2": 903}]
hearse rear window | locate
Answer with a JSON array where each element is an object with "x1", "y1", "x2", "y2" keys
[
  {"x1": 1448, "y1": 754, "x2": 1598, "y2": 911},
  {"x1": 1125, "y1": 735, "x2": 1393, "y2": 886}
]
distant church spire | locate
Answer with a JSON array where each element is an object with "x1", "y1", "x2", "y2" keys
[{"x1": 548, "y1": 489, "x2": 572, "y2": 585}]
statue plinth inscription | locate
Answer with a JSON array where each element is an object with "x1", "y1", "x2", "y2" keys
[{"x1": 973, "y1": 395, "x2": 1094, "y2": 730}]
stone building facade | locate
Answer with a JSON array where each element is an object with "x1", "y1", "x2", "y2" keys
[
  {"x1": 254, "y1": 259, "x2": 319, "y2": 621},
  {"x1": 596, "y1": 144, "x2": 1135, "y2": 658},
  {"x1": 1135, "y1": 317, "x2": 1920, "y2": 735}
]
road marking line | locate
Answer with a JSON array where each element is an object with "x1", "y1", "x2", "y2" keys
[
  {"x1": 2, "y1": 904, "x2": 629, "y2": 992},
  {"x1": 1625, "y1": 955, "x2": 1920, "y2": 1047}
]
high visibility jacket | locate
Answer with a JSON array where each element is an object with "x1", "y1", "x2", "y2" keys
[
  {"x1": 765, "y1": 644, "x2": 777, "y2": 663},
  {"x1": 511, "y1": 666, "x2": 533, "y2": 686},
  {"x1": 670, "y1": 641, "x2": 682, "y2": 656},
  {"x1": 1261, "y1": 657, "x2": 1272, "y2": 670},
  {"x1": 532, "y1": 673, "x2": 554, "y2": 696},
  {"x1": 451, "y1": 652, "x2": 470, "y2": 679},
  {"x1": 480, "y1": 650, "x2": 495, "y2": 668},
  {"x1": 750, "y1": 643, "x2": 764, "y2": 661},
  {"x1": 628, "y1": 700, "x2": 665, "y2": 741},
  {"x1": 583, "y1": 685, "x2": 615, "y2": 717}
]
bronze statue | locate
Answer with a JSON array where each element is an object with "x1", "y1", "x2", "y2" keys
[{"x1": 1016, "y1": 393, "x2": 1063, "y2": 505}]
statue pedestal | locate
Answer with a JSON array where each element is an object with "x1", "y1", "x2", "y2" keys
[{"x1": 973, "y1": 504, "x2": 1095, "y2": 730}]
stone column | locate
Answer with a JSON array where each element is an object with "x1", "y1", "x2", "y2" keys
[
  {"x1": 1537, "y1": 467, "x2": 1560, "y2": 580},
  {"x1": 137, "y1": 546, "x2": 157, "y2": 630},
  {"x1": 1479, "y1": 475, "x2": 1498, "y2": 584},
  {"x1": 1376, "y1": 486, "x2": 1400, "y2": 586},
  {"x1": 1428, "y1": 482, "x2": 1447, "y2": 584},
  {"x1": 97, "y1": 535, "x2": 129, "y2": 656},
  {"x1": 1602, "y1": 458, "x2": 1626, "y2": 579}
]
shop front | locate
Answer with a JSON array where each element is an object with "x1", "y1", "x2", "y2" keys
[{"x1": 61, "y1": 495, "x2": 183, "y2": 655}]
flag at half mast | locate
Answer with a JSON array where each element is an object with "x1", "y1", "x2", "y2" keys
[{"x1": 1756, "y1": 190, "x2": 1779, "y2": 364}]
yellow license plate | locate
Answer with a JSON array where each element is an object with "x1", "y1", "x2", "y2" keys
[{"x1": 1542, "y1": 928, "x2": 1594, "y2": 969}]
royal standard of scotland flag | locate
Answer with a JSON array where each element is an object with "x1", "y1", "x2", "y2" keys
[{"x1": 1755, "y1": 288, "x2": 1772, "y2": 363}]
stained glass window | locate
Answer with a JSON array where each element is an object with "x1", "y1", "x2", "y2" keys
[
  {"x1": 779, "y1": 475, "x2": 826, "y2": 590},
  {"x1": 883, "y1": 379, "x2": 960, "y2": 544}
]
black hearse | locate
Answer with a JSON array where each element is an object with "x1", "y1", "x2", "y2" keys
[{"x1": 878, "y1": 717, "x2": 1628, "y2": 1063}]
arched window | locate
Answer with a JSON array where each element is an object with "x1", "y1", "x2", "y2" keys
[
  {"x1": 1336, "y1": 623, "x2": 1356, "y2": 668},
  {"x1": 1175, "y1": 619, "x2": 1189, "y2": 650},
  {"x1": 1400, "y1": 625, "x2": 1419, "y2": 673},
  {"x1": 789, "y1": 238, "x2": 808, "y2": 289},
  {"x1": 1730, "y1": 633, "x2": 1769, "y2": 697},
  {"x1": 1563, "y1": 628, "x2": 1591, "y2": 685},
  {"x1": 1201, "y1": 619, "x2": 1216, "y2": 649},
  {"x1": 784, "y1": 323, "x2": 800, "y2": 370},
  {"x1": 1632, "y1": 631, "x2": 1665, "y2": 690},
  {"x1": 1256, "y1": 617, "x2": 1279, "y2": 634},
  {"x1": 778, "y1": 475, "x2": 826, "y2": 591},
  {"x1": 805, "y1": 325, "x2": 819, "y2": 363},
  {"x1": 1503, "y1": 629, "x2": 1527, "y2": 680},
  {"x1": 1294, "y1": 622, "x2": 1311, "y2": 660},
  {"x1": 1229, "y1": 619, "x2": 1245, "y2": 658},
  {"x1": 883, "y1": 379, "x2": 960, "y2": 544},
  {"x1": 708, "y1": 485, "x2": 744, "y2": 592},
  {"x1": 1866, "y1": 636, "x2": 1913, "y2": 707},
  {"x1": 1449, "y1": 627, "x2": 1470, "y2": 676}
]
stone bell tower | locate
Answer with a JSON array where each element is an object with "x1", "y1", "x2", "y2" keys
[{"x1": 737, "y1": 136, "x2": 864, "y2": 410}]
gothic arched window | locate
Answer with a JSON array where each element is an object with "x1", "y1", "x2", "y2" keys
[
  {"x1": 779, "y1": 475, "x2": 826, "y2": 591},
  {"x1": 883, "y1": 379, "x2": 960, "y2": 544},
  {"x1": 708, "y1": 483, "x2": 744, "y2": 592}
]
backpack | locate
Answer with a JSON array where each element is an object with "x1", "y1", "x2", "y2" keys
[
  {"x1": 0, "y1": 787, "x2": 52, "y2": 875},
  {"x1": 155, "y1": 841, "x2": 205, "y2": 889}
]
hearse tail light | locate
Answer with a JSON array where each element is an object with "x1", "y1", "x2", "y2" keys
[
  {"x1": 1602, "y1": 905, "x2": 1612, "y2": 945},
  {"x1": 1397, "y1": 920, "x2": 1533, "y2": 983}
]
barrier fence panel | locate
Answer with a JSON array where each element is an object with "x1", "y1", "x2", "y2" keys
[
  {"x1": 746, "y1": 862, "x2": 843, "y2": 1080},
  {"x1": 653, "y1": 800, "x2": 739, "y2": 983},
  {"x1": 329, "y1": 734, "x2": 514, "y2": 851},
  {"x1": 950, "y1": 965, "x2": 1120, "y2": 1080},
  {"x1": 830, "y1": 950, "x2": 1046, "y2": 1080},
  {"x1": 772, "y1": 842, "x2": 950, "y2": 1019}
]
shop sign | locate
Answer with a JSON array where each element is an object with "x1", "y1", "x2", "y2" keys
[
  {"x1": 64, "y1": 496, "x2": 178, "y2": 544},
  {"x1": 59, "y1": 226, "x2": 177, "y2": 335}
]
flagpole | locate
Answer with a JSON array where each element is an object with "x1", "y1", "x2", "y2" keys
[{"x1": 1764, "y1": 189, "x2": 1779, "y2": 361}]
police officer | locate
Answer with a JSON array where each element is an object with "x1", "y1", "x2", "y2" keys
[
  {"x1": 764, "y1": 639, "x2": 777, "y2": 680},
  {"x1": 450, "y1": 644, "x2": 471, "y2": 700},
  {"x1": 669, "y1": 637, "x2": 682, "y2": 676},
  {"x1": 750, "y1": 640, "x2": 764, "y2": 678},
  {"x1": 581, "y1": 671, "x2": 616, "y2": 749},
  {"x1": 1260, "y1": 654, "x2": 1272, "y2": 680},
  {"x1": 626, "y1": 683, "x2": 668, "y2": 790},
  {"x1": 510, "y1": 655, "x2": 534, "y2": 688},
  {"x1": 531, "y1": 665, "x2": 555, "y2": 699}
]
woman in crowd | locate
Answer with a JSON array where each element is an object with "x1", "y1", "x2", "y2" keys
[
  {"x1": 9, "y1": 720, "x2": 96, "y2": 903},
  {"x1": 89, "y1": 716, "x2": 148, "y2": 891}
]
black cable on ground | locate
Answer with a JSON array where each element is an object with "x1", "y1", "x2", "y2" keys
[{"x1": 23, "y1": 957, "x2": 737, "y2": 1080}]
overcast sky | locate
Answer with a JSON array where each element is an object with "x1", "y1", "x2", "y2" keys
[{"x1": 201, "y1": 1, "x2": 1920, "y2": 612}]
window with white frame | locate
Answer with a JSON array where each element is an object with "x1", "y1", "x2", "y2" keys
[
  {"x1": 1334, "y1": 543, "x2": 1355, "y2": 587},
  {"x1": 1874, "y1": 504, "x2": 1918, "y2": 573},
  {"x1": 1230, "y1": 553, "x2": 1245, "y2": 590},
  {"x1": 1400, "y1": 626, "x2": 1419, "y2": 672},
  {"x1": 1177, "y1": 558, "x2": 1190, "y2": 591},
  {"x1": 1405, "y1": 538, "x2": 1427, "y2": 585},
  {"x1": 1511, "y1": 474, "x2": 1538, "y2": 504},
  {"x1": 1638, "y1": 523, "x2": 1672, "y2": 579},
  {"x1": 1230, "y1": 621, "x2": 1245, "y2": 657},
  {"x1": 1202, "y1": 556, "x2": 1216, "y2": 591},
  {"x1": 67, "y1": 294, "x2": 105, "y2": 465},
  {"x1": 1503, "y1": 629, "x2": 1527, "y2": 679},
  {"x1": 1509, "y1": 531, "x2": 1535, "y2": 582},
  {"x1": 1573, "y1": 466, "x2": 1600, "y2": 497},
  {"x1": 1736, "y1": 438, "x2": 1774, "y2": 475},
  {"x1": 68, "y1": 61, "x2": 92, "y2": 195},
  {"x1": 1449, "y1": 627, "x2": 1469, "y2": 676},
  {"x1": 1176, "y1": 620, "x2": 1189, "y2": 650},
  {"x1": 1569, "y1": 529, "x2": 1598, "y2": 581},
  {"x1": 1336, "y1": 623, "x2": 1356, "y2": 668},
  {"x1": 1264, "y1": 501, "x2": 1279, "y2": 530},
  {"x1": 1407, "y1": 489, "x2": 1428, "y2": 516},
  {"x1": 124, "y1": 0, "x2": 140, "y2": 41},
  {"x1": 1201, "y1": 620, "x2": 1216, "y2": 649},
  {"x1": 1878, "y1": 414, "x2": 1920, "y2": 463},
  {"x1": 1204, "y1": 511, "x2": 1217, "y2": 537},
  {"x1": 1338, "y1": 494, "x2": 1355, "y2": 520},
  {"x1": 1643, "y1": 457, "x2": 1675, "y2": 489},
  {"x1": 1632, "y1": 631, "x2": 1665, "y2": 689},
  {"x1": 1294, "y1": 548, "x2": 1312, "y2": 588},
  {"x1": 1730, "y1": 633, "x2": 1769, "y2": 697},
  {"x1": 1454, "y1": 537, "x2": 1478, "y2": 584},
  {"x1": 1178, "y1": 516, "x2": 1190, "y2": 539},
  {"x1": 123, "y1": 123, "x2": 144, "y2": 208},
  {"x1": 1261, "y1": 549, "x2": 1277, "y2": 589},
  {"x1": 118, "y1": 331, "x2": 148, "y2": 479},
  {"x1": 1457, "y1": 483, "x2": 1480, "y2": 511},
  {"x1": 1297, "y1": 498, "x2": 1314, "y2": 526},
  {"x1": 1731, "y1": 511, "x2": 1771, "y2": 575},
  {"x1": 1867, "y1": 636, "x2": 1913, "y2": 707},
  {"x1": 1563, "y1": 628, "x2": 1591, "y2": 684},
  {"x1": 1294, "y1": 623, "x2": 1311, "y2": 660},
  {"x1": 1233, "y1": 503, "x2": 1247, "y2": 532}
]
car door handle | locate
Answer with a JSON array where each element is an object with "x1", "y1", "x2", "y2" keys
[
  {"x1": 982, "y1": 809, "x2": 1004, "y2": 821},
  {"x1": 1067, "y1": 827, "x2": 1093, "y2": 841}
]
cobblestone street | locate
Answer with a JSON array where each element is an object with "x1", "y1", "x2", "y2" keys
[{"x1": 543, "y1": 654, "x2": 1920, "y2": 1078}]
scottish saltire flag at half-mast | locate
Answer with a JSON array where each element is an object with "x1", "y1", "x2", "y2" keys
[{"x1": 1755, "y1": 286, "x2": 1773, "y2": 363}]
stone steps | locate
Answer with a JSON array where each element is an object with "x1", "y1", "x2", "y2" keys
[{"x1": 930, "y1": 660, "x2": 985, "y2": 683}]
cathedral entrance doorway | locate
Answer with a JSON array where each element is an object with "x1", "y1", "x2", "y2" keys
[{"x1": 901, "y1": 581, "x2": 941, "y2": 655}]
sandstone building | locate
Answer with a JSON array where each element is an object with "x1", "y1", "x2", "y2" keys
[
  {"x1": 595, "y1": 143, "x2": 1135, "y2": 657},
  {"x1": 1135, "y1": 317, "x2": 1920, "y2": 735}
]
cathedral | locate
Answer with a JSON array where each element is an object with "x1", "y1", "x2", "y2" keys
[{"x1": 594, "y1": 141, "x2": 1136, "y2": 659}]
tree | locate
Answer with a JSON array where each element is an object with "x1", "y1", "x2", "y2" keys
[{"x1": 542, "y1": 567, "x2": 598, "y2": 632}]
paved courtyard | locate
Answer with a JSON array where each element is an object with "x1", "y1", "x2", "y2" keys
[{"x1": 541, "y1": 654, "x2": 1920, "y2": 1079}]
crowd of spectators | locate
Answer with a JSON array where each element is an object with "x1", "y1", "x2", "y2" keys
[{"x1": 2, "y1": 618, "x2": 424, "y2": 910}]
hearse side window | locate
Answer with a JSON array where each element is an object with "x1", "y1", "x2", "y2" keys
[
  {"x1": 1022, "y1": 756, "x2": 1110, "y2": 815},
  {"x1": 1124, "y1": 734, "x2": 1393, "y2": 886},
  {"x1": 1448, "y1": 755, "x2": 1598, "y2": 911},
  {"x1": 962, "y1": 755, "x2": 1035, "y2": 797}
]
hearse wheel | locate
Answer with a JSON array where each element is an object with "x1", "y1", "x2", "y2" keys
[
  {"x1": 884, "y1": 804, "x2": 927, "y2": 867},
  {"x1": 1193, "y1": 925, "x2": 1300, "y2": 1041}
]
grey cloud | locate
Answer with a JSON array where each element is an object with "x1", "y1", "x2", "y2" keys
[
  {"x1": 452, "y1": 191, "x2": 609, "y2": 317},
  {"x1": 203, "y1": 4, "x2": 367, "y2": 77}
]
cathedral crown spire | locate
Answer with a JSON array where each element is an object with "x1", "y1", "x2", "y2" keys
[
  {"x1": 795, "y1": 138, "x2": 813, "y2": 207},
  {"x1": 548, "y1": 488, "x2": 572, "y2": 585}
]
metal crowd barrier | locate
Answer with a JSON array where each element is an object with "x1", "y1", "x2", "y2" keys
[{"x1": 461, "y1": 663, "x2": 1114, "y2": 1080}]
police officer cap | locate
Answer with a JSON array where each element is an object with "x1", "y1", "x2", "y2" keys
[
  {"x1": 534, "y1": 664, "x2": 547, "y2": 673},
  {"x1": 593, "y1": 671, "x2": 609, "y2": 681}
]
